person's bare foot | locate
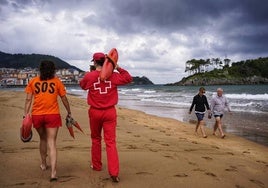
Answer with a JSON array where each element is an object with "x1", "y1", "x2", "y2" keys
[
  {"x1": 111, "y1": 176, "x2": 120, "y2": 183},
  {"x1": 40, "y1": 164, "x2": 47, "y2": 171}
]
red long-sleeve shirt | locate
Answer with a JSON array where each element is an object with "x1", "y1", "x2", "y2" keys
[{"x1": 79, "y1": 68, "x2": 132, "y2": 109}]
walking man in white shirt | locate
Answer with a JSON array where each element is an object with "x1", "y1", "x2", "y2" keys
[{"x1": 210, "y1": 88, "x2": 231, "y2": 138}]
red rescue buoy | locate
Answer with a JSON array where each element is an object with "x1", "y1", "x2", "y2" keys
[{"x1": 100, "y1": 48, "x2": 119, "y2": 81}]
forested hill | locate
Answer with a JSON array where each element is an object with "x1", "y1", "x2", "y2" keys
[
  {"x1": 0, "y1": 51, "x2": 154, "y2": 85},
  {"x1": 0, "y1": 51, "x2": 82, "y2": 71},
  {"x1": 169, "y1": 57, "x2": 268, "y2": 86}
]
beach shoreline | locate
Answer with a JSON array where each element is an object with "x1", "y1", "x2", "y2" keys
[
  {"x1": 0, "y1": 91, "x2": 267, "y2": 188},
  {"x1": 118, "y1": 99, "x2": 268, "y2": 146}
]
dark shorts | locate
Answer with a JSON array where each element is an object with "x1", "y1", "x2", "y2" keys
[
  {"x1": 32, "y1": 114, "x2": 62, "y2": 129},
  {"x1": 195, "y1": 113, "x2": 205, "y2": 121},
  {"x1": 214, "y1": 114, "x2": 223, "y2": 118}
]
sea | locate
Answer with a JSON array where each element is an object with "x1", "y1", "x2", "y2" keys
[
  {"x1": 67, "y1": 84, "x2": 268, "y2": 146},
  {"x1": 3, "y1": 84, "x2": 268, "y2": 146}
]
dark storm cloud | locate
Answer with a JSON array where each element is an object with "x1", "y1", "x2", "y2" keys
[
  {"x1": 93, "y1": 0, "x2": 229, "y2": 33},
  {"x1": 91, "y1": 0, "x2": 268, "y2": 57},
  {"x1": 1, "y1": 0, "x2": 268, "y2": 83}
]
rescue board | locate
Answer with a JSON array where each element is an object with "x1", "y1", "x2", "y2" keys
[
  {"x1": 100, "y1": 48, "x2": 118, "y2": 81},
  {"x1": 20, "y1": 114, "x2": 33, "y2": 142}
]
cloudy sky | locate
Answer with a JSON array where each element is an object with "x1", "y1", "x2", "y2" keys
[{"x1": 1, "y1": 0, "x2": 268, "y2": 84}]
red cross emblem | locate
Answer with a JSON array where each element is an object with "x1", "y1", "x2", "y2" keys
[{"x1": 94, "y1": 77, "x2": 111, "y2": 94}]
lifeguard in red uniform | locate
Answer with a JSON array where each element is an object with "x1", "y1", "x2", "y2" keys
[{"x1": 79, "y1": 52, "x2": 132, "y2": 182}]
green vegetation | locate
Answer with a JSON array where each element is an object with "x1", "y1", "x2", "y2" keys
[
  {"x1": 0, "y1": 51, "x2": 82, "y2": 71},
  {"x1": 171, "y1": 57, "x2": 268, "y2": 85}
]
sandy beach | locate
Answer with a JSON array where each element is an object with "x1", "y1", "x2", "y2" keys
[{"x1": 0, "y1": 90, "x2": 267, "y2": 188}]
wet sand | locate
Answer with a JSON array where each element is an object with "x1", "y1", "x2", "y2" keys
[
  {"x1": 0, "y1": 91, "x2": 267, "y2": 188},
  {"x1": 186, "y1": 111, "x2": 268, "y2": 146}
]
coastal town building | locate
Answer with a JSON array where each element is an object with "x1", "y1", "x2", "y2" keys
[{"x1": 0, "y1": 67, "x2": 84, "y2": 86}]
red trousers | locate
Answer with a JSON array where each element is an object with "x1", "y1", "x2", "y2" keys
[{"x1": 88, "y1": 106, "x2": 119, "y2": 176}]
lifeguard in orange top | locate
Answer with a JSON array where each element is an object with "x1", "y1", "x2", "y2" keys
[{"x1": 24, "y1": 60, "x2": 72, "y2": 182}]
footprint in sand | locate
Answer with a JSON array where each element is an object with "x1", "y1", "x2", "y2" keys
[
  {"x1": 192, "y1": 168, "x2": 205, "y2": 172},
  {"x1": 235, "y1": 184, "x2": 245, "y2": 188},
  {"x1": 11, "y1": 181, "x2": 38, "y2": 186},
  {"x1": 127, "y1": 145, "x2": 138, "y2": 149},
  {"x1": 249, "y1": 179, "x2": 265, "y2": 188},
  {"x1": 226, "y1": 152, "x2": 234, "y2": 155},
  {"x1": 188, "y1": 162, "x2": 197, "y2": 166},
  {"x1": 191, "y1": 141, "x2": 198, "y2": 144},
  {"x1": 58, "y1": 175, "x2": 78, "y2": 183},
  {"x1": 184, "y1": 149, "x2": 197, "y2": 152},
  {"x1": 61, "y1": 146, "x2": 75, "y2": 150},
  {"x1": 21, "y1": 147, "x2": 38, "y2": 150},
  {"x1": 211, "y1": 145, "x2": 220, "y2": 149},
  {"x1": 205, "y1": 172, "x2": 217, "y2": 177},
  {"x1": 136, "y1": 172, "x2": 153, "y2": 175},
  {"x1": 150, "y1": 139, "x2": 158, "y2": 143},
  {"x1": 174, "y1": 173, "x2": 188, "y2": 177},
  {"x1": 225, "y1": 165, "x2": 238, "y2": 172},
  {"x1": 149, "y1": 148, "x2": 158, "y2": 152},
  {"x1": 134, "y1": 135, "x2": 141, "y2": 137},
  {"x1": 161, "y1": 143, "x2": 169, "y2": 146},
  {"x1": 202, "y1": 156, "x2": 213, "y2": 161},
  {"x1": 2, "y1": 149, "x2": 17, "y2": 153},
  {"x1": 256, "y1": 160, "x2": 267, "y2": 165},
  {"x1": 163, "y1": 155, "x2": 175, "y2": 160}
]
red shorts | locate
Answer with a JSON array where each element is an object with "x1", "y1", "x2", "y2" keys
[{"x1": 32, "y1": 114, "x2": 62, "y2": 129}]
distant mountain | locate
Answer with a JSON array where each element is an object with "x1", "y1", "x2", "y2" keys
[
  {"x1": 0, "y1": 51, "x2": 82, "y2": 71},
  {"x1": 0, "y1": 51, "x2": 154, "y2": 85}
]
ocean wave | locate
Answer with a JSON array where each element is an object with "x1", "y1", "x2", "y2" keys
[{"x1": 225, "y1": 93, "x2": 268, "y2": 100}]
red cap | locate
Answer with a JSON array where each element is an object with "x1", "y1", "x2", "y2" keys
[{"x1": 91, "y1": 52, "x2": 105, "y2": 62}]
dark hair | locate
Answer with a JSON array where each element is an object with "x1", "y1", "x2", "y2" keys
[
  {"x1": 95, "y1": 58, "x2": 105, "y2": 66},
  {"x1": 39, "y1": 60, "x2": 56, "y2": 80},
  {"x1": 199, "y1": 87, "x2": 205, "y2": 92},
  {"x1": 90, "y1": 65, "x2": 96, "y2": 72}
]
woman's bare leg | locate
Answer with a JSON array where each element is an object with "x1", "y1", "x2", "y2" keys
[
  {"x1": 36, "y1": 127, "x2": 47, "y2": 170},
  {"x1": 46, "y1": 127, "x2": 59, "y2": 179},
  {"x1": 195, "y1": 121, "x2": 200, "y2": 135},
  {"x1": 199, "y1": 120, "x2": 207, "y2": 137}
]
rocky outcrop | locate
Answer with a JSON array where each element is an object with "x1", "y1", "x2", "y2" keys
[
  {"x1": 130, "y1": 76, "x2": 154, "y2": 85},
  {"x1": 169, "y1": 76, "x2": 268, "y2": 86}
]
